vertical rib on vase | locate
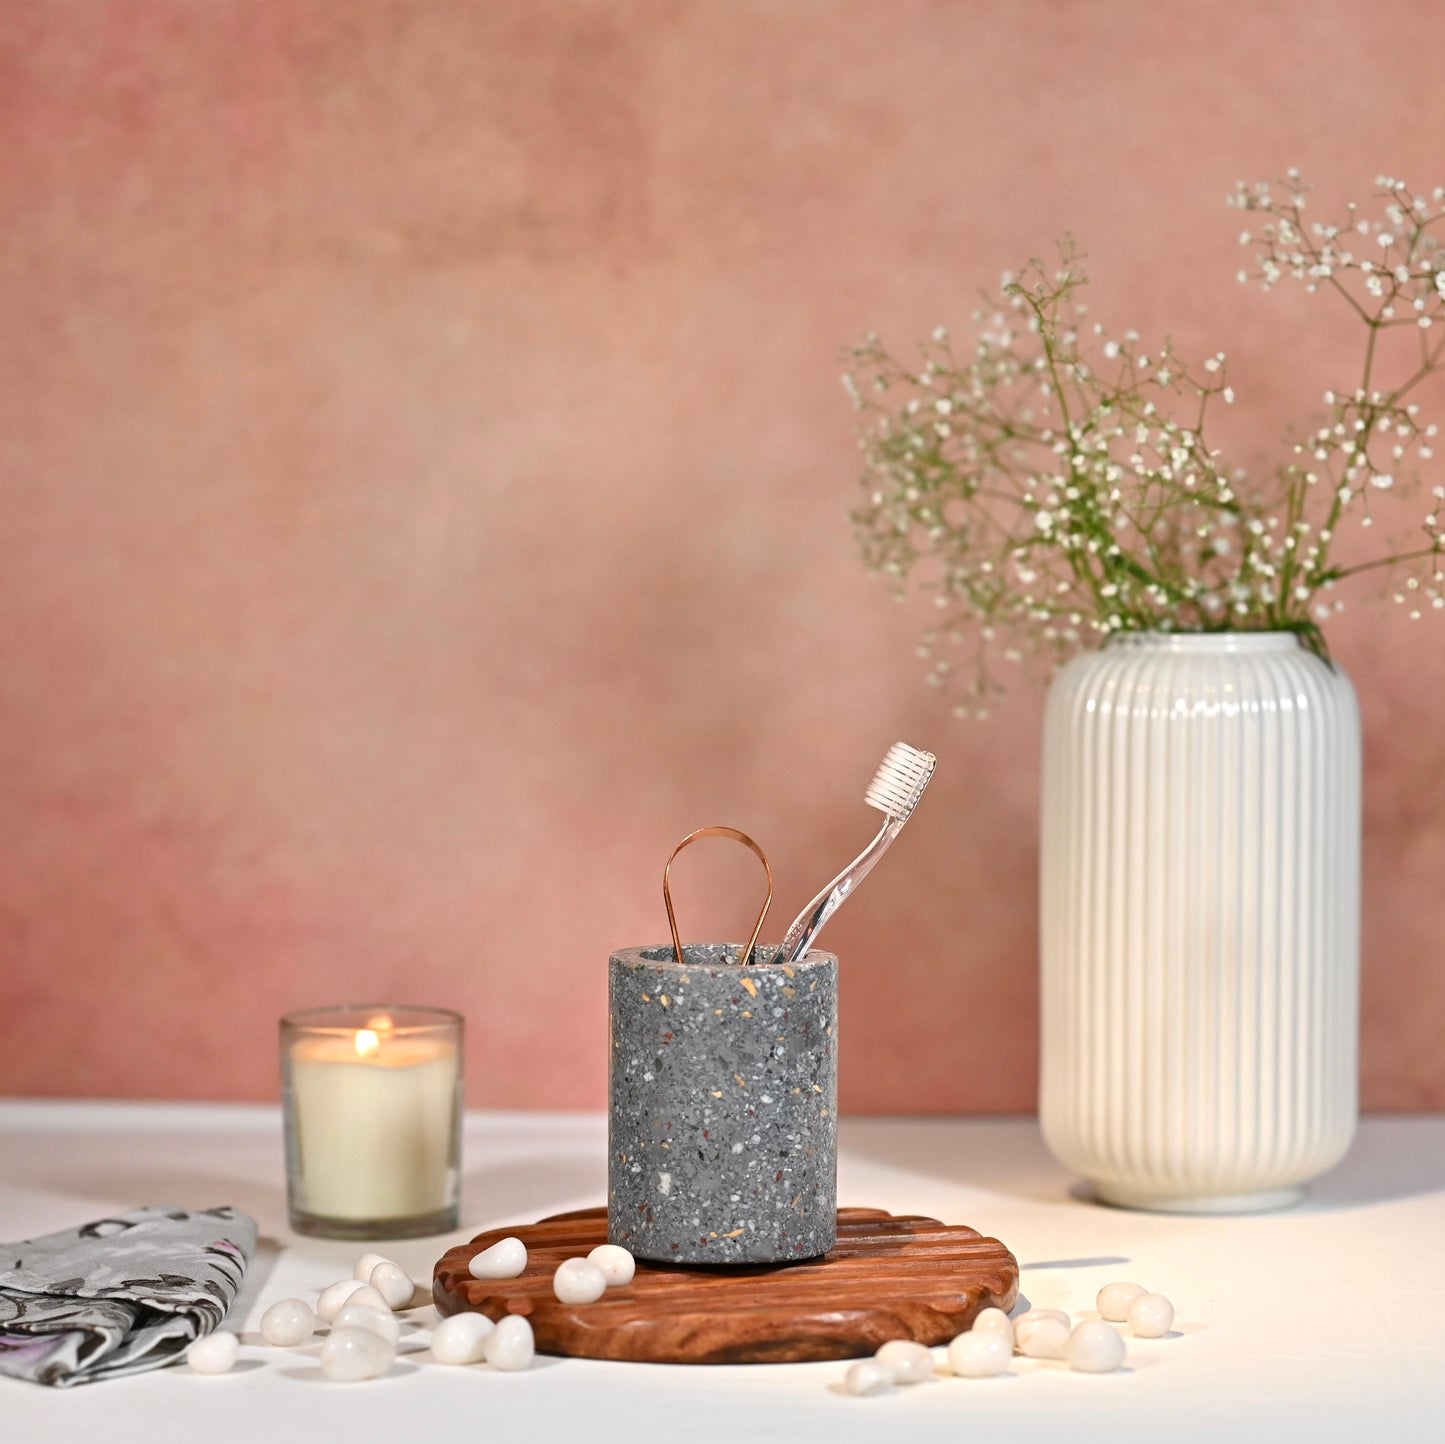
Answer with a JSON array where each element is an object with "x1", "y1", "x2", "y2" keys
[{"x1": 1039, "y1": 632, "x2": 1361, "y2": 1212}]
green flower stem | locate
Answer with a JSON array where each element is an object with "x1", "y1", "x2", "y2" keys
[{"x1": 845, "y1": 173, "x2": 1444, "y2": 712}]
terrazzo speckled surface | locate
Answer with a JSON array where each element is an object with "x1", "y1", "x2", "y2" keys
[{"x1": 608, "y1": 944, "x2": 837, "y2": 1264}]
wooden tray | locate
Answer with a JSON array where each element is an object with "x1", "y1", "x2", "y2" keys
[{"x1": 433, "y1": 1206, "x2": 1018, "y2": 1364}]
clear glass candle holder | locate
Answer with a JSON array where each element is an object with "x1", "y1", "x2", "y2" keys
[{"x1": 281, "y1": 1004, "x2": 463, "y2": 1240}]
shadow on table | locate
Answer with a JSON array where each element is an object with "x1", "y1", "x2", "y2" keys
[
  {"x1": 234, "y1": 1235, "x2": 282, "y2": 1314},
  {"x1": 1055, "y1": 1122, "x2": 1445, "y2": 1214},
  {"x1": 842, "y1": 1115, "x2": 1445, "y2": 1214},
  {"x1": 43, "y1": 1148, "x2": 610, "y2": 1239},
  {"x1": 1017, "y1": 1254, "x2": 1130, "y2": 1270},
  {"x1": 839, "y1": 1115, "x2": 1081, "y2": 1206},
  {"x1": 1298, "y1": 1120, "x2": 1445, "y2": 1210},
  {"x1": 42, "y1": 1160, "x2": 286, "y2": 1233},
  {"x1": 278, "y1": 1360, "x2": 423, "y2": 1383},
  {"x1": 461, "y1": 1152, "x2": 606, "y2": 1231}
]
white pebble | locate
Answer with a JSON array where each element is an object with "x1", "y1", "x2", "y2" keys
[
  {"x1": 1014, "y1": 1307, "x2": 1071, "y2": 1353},
  {"x1": 431, "y1": 1311, "x2": 496, "y2": 1365},
  {"x1": 971, "y1": 1307, "x2": 1015, "y2": 1348},
  {"x1": 875, "y1": 1338, "x2": 933, "y2": 1384},
  {"x1": 368, "y1": 1260, "x2": 417, "y2": 1310},
  {"x1": 553, "y1": 1257, "x2": 607, "y2": 1304},
  {"x1": 947, "y1": 1329, "x2": 1011, "y2": 1377},
  {"x1": 1017, "y1": 1315, "x2": 1070, "y2": 1359},
  {"x1": 333, "y1": 1302, "x2": 401, "y2": 1345},
  {"x1": 1066, "y1": 1319, "x2": 1127, "y2": 1373},
  {"x1": 185, "y1": 1331, "x2": 239, "y2": 1374},
  {"x1": 259, "y1": 1298, "x2": 317, "y2": 1347},
  {"x1": 843, "y1": 1358, "x2": 894, "y2": 1395},
  {"x1": 317, "y1": 1278, "x2": 367, "y2": 1323},
  {"x1": 469, "y1": 1236, "x2": 528, "y2": 1280},
  {"x1": 1127, "y1": 1292, "x2": 1175, "y2": 1338},
  {"x1": 319, "y1": 1325, "x2": 396, "y2": 1382},
  {"x1": 483, "y1": 1314, "x2": 535, "y2": 1371},
  {"x1": 1096, "y1": 1281, "x2": 1147, "y2": 1322},
  {"x1": 353, "y1": 1252, "x2": 393, "y2": 1283},
  {"x1": 586, "y1": 1243, "x2": 636, "y2": 1287},
  {"x1": 346, "y1": 1283, "x2": 390, "y2": 1313}
]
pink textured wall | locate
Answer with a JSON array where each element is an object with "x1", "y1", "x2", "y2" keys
[{"x1": 2, "y1": 1, "x2": 1443, "y2": 1111}]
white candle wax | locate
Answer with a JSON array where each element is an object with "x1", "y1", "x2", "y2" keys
[{"x1": 287, "y1": 1023, "x2": 459, "y2": 1221}]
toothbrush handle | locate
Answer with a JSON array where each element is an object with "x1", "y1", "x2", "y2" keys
[{"x1": 777, "y1": 818, "x2": 901, "y2": 963}]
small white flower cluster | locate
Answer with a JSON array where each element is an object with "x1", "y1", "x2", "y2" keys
[
  {"x1": 1230, "y1": 170, "x2": 1445, "y2": 326},
  {"x1": 1229, "y1": 172, "x2": 1445, "y2": 622},
  {"x1": 847, "y1": 175, "x2": 1445, "y2": 713}
]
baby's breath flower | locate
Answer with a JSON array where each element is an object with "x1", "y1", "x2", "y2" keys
[{"x1": 848, "y1": 175, "x2": 1445, "y2": 711}]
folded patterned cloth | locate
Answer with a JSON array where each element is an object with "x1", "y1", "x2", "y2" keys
[{"x1": 0, "y1": 1205, "x2": 257, "y2": 1387}]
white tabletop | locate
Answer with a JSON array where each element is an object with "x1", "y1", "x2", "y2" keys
[{"x1": 2, "y1": 1103, "x2": 1442, "y2": 1442}]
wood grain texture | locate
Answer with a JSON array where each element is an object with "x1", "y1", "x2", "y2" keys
[{"x1": 433, "y1": 1206, "x2": 1019, "y2": 1364}]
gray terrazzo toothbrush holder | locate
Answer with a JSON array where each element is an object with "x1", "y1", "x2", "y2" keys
[{"x1": 608, "y1": 943, "x2": 839, "y2": 1265}]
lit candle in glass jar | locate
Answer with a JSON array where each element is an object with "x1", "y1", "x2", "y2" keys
[{"x1": 281, "y1": 1005, "x2": 462, "y2": 1239}]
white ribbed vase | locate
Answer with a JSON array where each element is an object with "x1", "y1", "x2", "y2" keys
[{"x1": 1039, "y1": 632, "x2": 1360, "y2": 1212}]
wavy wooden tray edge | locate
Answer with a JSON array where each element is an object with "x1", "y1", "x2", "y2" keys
[{"x1": 434, "y1": 1205, "x2": 1020, "y2": 1364}]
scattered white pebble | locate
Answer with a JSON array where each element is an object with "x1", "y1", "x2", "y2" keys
[
  {"x1": 553, "y1": 1257, "x2": 607, "y2": 1304},
  {"x1": 259, "y1": 1298, "x2": 317, "y2": 1347},
  {"x1": 947, "y1": 1329, "x2": 1011, "y2": 1378},
  {"x1": 469, "y1": 1236, "x2": 528, "y2": 1280},
  {"x1": 368, "y1": 1260, "x2": 416, "y2": 1311},
  {"x1": 1127, "y1": 1292, "x2": 1175, "y2": 1338},
  {"x1": 483, "y1": 1314, "x2": 535, "y2": 1371},
  {"x1": 1017, "y1": 1315, "x2": 1070, "y2": 1359},
  {"x1": 185, "y1": 1331, "x2": 239, "y2": 1375},
  {"x1": 1096, "y1": 1281, "x2": 1147, "y2": 1322},
  {"x1": 971, "y1": 1307, "x2": 1015, "y2": 1348},
  {"x1": 875, "y1": 1338, "x2": 933, "y2": 1384},
  {"x1": 1014, "y1": 1307, "x2": 1070, "y2": 1350},
  {"x1": 353, "y1": 1252, "x2": 393, "y2": 1283},
  {"x1": 317, "y1": 1278, "x2": 368, "y2": 1323},
  {"x1": 586, "y1": 1243, "x2": 636, "y2": 1287},
  {"x1": 431, "y1": 1311, "x2": 496, "y2": 1365},
  {"x1": 1066, "y1": 1319, "x2": 1127, "y2": 1373},
  {"x1": 319, "y1": 1325, "x2": 396, "y2": 1382},
  {"x1": 843, "y1": 1358, "x2": 894, "y2": 1395},
  {"x1": 346, "y1": 1283, "x2": 391, "y2": 1314},
  {"x1": 333, "y1": 1302, "x2": 401, "y2": 1345}
]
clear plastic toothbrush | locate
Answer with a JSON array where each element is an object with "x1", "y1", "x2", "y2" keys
[{"x1": 775, "y1": 741, "x2": 937, "y2": 964}]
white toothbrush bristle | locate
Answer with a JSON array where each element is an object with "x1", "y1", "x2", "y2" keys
[{"x1": 864, "y1": 742, "x2": 936, "y2": 818}]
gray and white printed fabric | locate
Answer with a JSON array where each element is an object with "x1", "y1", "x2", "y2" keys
[{"x1": 0, "y1": 1205, "x2": 257, "y2": 1387}]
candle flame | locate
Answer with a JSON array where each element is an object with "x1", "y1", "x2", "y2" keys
[
  {"x1": 365, "y1": 1014, "x2": 394, "y2": 1035},
  {"x1": 354, "y1": 1028, "x2": 381, "y2": 1057}
]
